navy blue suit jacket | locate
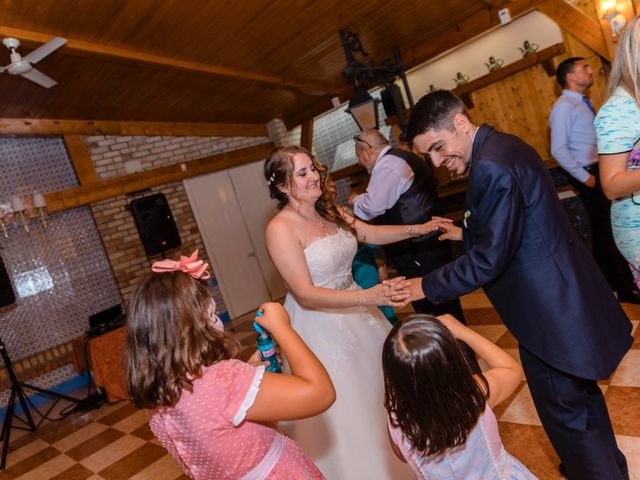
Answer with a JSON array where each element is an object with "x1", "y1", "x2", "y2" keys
[{"x1": 422, "y1": 125, "x2": 632, "y2": 379}]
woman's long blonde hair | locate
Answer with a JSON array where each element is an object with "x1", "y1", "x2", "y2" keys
[{"x1": 606, "y1": 16, "x2": 640, "y2": 106}]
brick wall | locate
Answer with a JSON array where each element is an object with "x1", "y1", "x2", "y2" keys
[{"x1": 84, "y1": 134, "x2": 272, "y2": 316}]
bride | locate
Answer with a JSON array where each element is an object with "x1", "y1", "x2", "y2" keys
[{"x1": 264, "y1": 146, "x2": 450, "y2": 480}]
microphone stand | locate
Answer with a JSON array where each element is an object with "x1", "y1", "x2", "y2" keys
[{"x1": 0, "y1": 337, "x2": 80, "y2": 469}]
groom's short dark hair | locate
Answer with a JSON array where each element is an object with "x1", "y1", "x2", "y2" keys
[{"x1": 407, "y1": 91, "x2": 469, "y2": 146}]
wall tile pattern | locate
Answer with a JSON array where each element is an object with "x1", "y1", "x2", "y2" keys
[{"x1": 0, "y1": 137, "x2": 121, "y2": 406}]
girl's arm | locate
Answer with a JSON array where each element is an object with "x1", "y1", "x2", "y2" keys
[
  {"x1": 245, "y1": 302, "x2": 335, "y2": 421},
  {"x1": 437, "y1": 314, "x2": 523, "y2": 408},
  {"x1": 266, "y1": 218, "x2": 410, "y2": 309},
  {"x1": 599, "y1": 152, "x2": 640, "y2": 200},
  {"x1": 340, "y1": 207, "x2": 452, "y2": 246}
]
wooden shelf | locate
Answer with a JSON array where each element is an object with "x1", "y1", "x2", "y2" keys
[{"x1": 386, "y1": 42, "x2": 566, "y2": 124}]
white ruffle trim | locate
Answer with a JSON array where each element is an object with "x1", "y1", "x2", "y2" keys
[{"x1": 232, "y1": 365, "x2": 265, "y2": 427}]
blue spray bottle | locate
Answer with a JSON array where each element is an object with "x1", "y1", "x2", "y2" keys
[{"x1": 254, "y1": 311, "x2": 283, "y2": 373}]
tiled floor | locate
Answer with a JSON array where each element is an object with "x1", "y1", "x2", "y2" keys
[{"x1": 1, "y1": 291, "x2": 638, "y2": 479}]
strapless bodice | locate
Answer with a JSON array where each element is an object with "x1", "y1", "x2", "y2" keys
[{"x1": 303, "y1": 229, "x2": 357, "y2": 289}]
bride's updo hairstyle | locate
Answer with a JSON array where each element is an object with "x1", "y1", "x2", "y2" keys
[{"x1": 264, "y1": 145, "x2": 355, "y2": 235}]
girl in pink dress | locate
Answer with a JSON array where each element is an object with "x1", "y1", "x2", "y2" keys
[
  {"x1": 126, "y1": 251, "x2": 334, "y2": 479},
  {"x1": 382, "y1": 314, "x2": 537, "y2": 480}
]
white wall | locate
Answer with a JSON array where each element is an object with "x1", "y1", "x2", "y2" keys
[{"x1": 404, "y1": 11, "x2": 563, "y2": 101}]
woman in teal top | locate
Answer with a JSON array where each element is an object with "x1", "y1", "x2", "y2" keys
[{"x1": 595, "y1": 16, "x2": 640, "y2": 291}]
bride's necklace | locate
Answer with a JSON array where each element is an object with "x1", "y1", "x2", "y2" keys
[{"x1": 290, "y1": 206, "x2": 329, "y2": 235}]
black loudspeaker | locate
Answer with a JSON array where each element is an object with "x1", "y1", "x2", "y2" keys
[
  {"x1": 0, "y1": 255, "x2": 16, "y2": 308},
  {"x1": 380, "y1": 84, "x2": 404, "y2": 117},
  {"x1": 129, "y1": 193, "x2": 181, "y2": 256}
]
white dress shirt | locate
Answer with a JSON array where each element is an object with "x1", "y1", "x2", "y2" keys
[{"x1": 352, "y1": 146, "x2": 414, "y2": 221}]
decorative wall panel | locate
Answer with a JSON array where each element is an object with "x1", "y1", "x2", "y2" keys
[{"x1": 0, "y1": 136, "x2": 121, "y2": 406}]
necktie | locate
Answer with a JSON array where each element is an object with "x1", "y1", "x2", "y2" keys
[{"x1": 582, "y1": 96, "x2": 596, "y2": 115}]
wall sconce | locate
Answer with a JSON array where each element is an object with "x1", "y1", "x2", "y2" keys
[
  {"x1": 601, "y1": 0, "x2": 627, "y2": 37},
  {"x1": 0, "y1": 193, "x2": 48, "y2": 237}
]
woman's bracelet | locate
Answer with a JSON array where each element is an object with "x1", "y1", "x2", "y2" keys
[
  {"x1": 356, "y1": 290, "x2": 365, "y2": 306},
  {"x1": 406, "y1": 225, "x2": 419, "y2": 238}
]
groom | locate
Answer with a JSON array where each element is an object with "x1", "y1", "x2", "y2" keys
[{"x1": 390, "y1": 90, "x2": 632, "y2": 480}]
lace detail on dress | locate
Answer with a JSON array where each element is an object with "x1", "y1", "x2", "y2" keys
[
  {"x1": 232, "y1": 365, "x2": 265, "y2": 426},
  {"x1": 334, "y1": 274, "x2": 356, "y2": 290}
]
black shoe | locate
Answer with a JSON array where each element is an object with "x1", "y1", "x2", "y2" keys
[
  {"x1": 617, "y1": 290, "x2": 640, "y2": 304},
  {"x1": 559, "y1": 463, "x2": 570, "y2": 479}
]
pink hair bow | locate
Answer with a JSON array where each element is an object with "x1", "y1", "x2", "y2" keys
[{"x1": 151, "y1": 249, "x2": 211, "y2": 280}]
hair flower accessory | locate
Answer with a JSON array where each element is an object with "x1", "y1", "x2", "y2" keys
[
  {"x1": 151, "y1": 249, "x2": 211, "y2": 279},
  {"x1": 266, "y1": 172, "x2": 276, "y2": 186}
]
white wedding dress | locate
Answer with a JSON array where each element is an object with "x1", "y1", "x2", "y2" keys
[{"x1": 283, "y1": 229, "x2": 413, "y2": 480}]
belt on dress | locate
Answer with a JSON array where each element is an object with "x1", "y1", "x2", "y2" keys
[{"x1": 239, "y1": 432, "x2": 285, "y2": 480}]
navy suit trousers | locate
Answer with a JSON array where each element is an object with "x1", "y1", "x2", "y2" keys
[{"x1": 519, "y1": 346, "x2": 628, "y2": 480}]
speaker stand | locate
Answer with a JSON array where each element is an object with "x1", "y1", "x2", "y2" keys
[{"x1": 0, "y1": 338, "x2": 80, "y2": 470}]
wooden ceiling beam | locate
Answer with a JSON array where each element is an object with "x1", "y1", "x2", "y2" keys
[
  {"x1": 536, "y1": 0, "x2": 610, "y2": 60},
  {"x1": 0, "y1": 26, "x2": 335, "y2": 97},
  {"x1": 45, "y1": 142, "x2": 275, "y2": 213},
  {"x1": 0, "y1": 118, "x2": 269, "y2": 137},
  {"x1": 64, "y1": 135, "x2": 99, "y2": 185}
]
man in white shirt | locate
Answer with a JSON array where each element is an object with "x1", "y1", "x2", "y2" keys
[{"x1": 350, "y1": 129, "x2": 464, "y2": 319}]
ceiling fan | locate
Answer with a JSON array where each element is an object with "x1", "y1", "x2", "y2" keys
[{"x1": 0, "y1": 36, "x2": 67, "y2": 88}]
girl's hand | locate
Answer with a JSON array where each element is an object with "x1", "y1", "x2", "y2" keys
[
  {"x1": 255, "y1": 302, "x2": 290, "y2": 333},
  {"x1": 436, "y1": 314, "x2": 470, "y2": 339},
  {"x1": 416, "y1": 216, "x2": 453, "y2": 236},
  {"x1": 437, "y1": 223, "x2": 463, "y2": 241},
  {"x1": 247, "y1": 350, "x2": 269, "y2": 368}
]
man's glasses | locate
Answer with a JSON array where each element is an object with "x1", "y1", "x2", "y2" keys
[{"x1": 354, "y1": 135, "x2": 373, "y2": 149}]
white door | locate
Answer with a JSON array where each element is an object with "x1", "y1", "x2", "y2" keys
[
  {"x1": 229, "y1": 162, "x2": 287, "y2": 300},
  {"x1": 184, "y1": 161, "x2": 283, "y2": 318}
]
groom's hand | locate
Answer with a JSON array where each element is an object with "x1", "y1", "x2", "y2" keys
[
  {"x1": 383, "y1": 277, "x2": 426, "y2": 303},
  {"x1": 406, "y1": 277, "x2": 426, "y2": 302}
]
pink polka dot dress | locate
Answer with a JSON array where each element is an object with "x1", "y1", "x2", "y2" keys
[{"x1": 148, "y1": 359, "x2": 324, "y2": 479}]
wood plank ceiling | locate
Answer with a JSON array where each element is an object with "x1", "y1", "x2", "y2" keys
[{"x1": 0, "y1": 0, "x2": 541, "y2": 129}]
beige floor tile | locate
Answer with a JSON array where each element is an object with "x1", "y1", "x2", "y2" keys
[
  {"x1": 85, "y1": 400, "x2": 129, "y2": 422},
  {"x1": 52, "y1": 422, "x2": 109, "y2": 452},
  {"x1": 610, "y1": 350, "x2": 640, "y2": 387},
  {"x1": 111, "y1": 409, "x2": 148, "y2": 434},
  {"x1": 78, "y1": 435, "x2": 145, "y2": 473},
  {"x1": 128, "y1": 453, "x2": 185, "y2": 480},
  {"x1": 15, "y1": 453, "x2": 75, "y2": 480},
  {"x1": 500, "y1": 383, "x2": 542, "y2": 426},
  {"x1": 5, "y1": 438, "x2": 50, "y2": 468},
  {"x1": 615, "y1": 435, "x2": 640, "y2": 480},
  {"x1": 468, "y1": 324, "x2": 508, "y2": 343}
]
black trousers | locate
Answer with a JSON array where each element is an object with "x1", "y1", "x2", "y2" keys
[
  {"x1": 519, "y1": 346, "x2": 628, "y2": 480},
  {"x1": 570, "y1": 165, "x2": 636, "y2": 294},
  {"x1": 388, "y1": 244, "x2": 465, "y2": 322}
]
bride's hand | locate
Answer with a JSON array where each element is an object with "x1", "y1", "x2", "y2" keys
[
  {"x1": 365, "y1": 277, "x2": 410, "y2": 307},
  {"x1": 415, "y1": 216, "x2": 453, "y2": 236}
]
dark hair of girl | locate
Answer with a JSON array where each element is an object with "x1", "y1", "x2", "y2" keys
[
  {"x1": 382, "y1": 314, "x2": 489, "y2": 457},
  {"x1": 126, "y1": 271, "x2": 239, "y2": 409},
  {"x1": 264, "y1": 145, "x2": 356, "y2": 236}
]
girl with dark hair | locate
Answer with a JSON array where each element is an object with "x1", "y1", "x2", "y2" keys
[
  {"x1": 382, "y1": 314, "x2": 535, "y2": 479},
  {"x1": 264, "y1": 146, "x2": 450, "y2": 479},
  {"x1": 126, "y1": 250, "x2": 334, "y2": 480}
]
